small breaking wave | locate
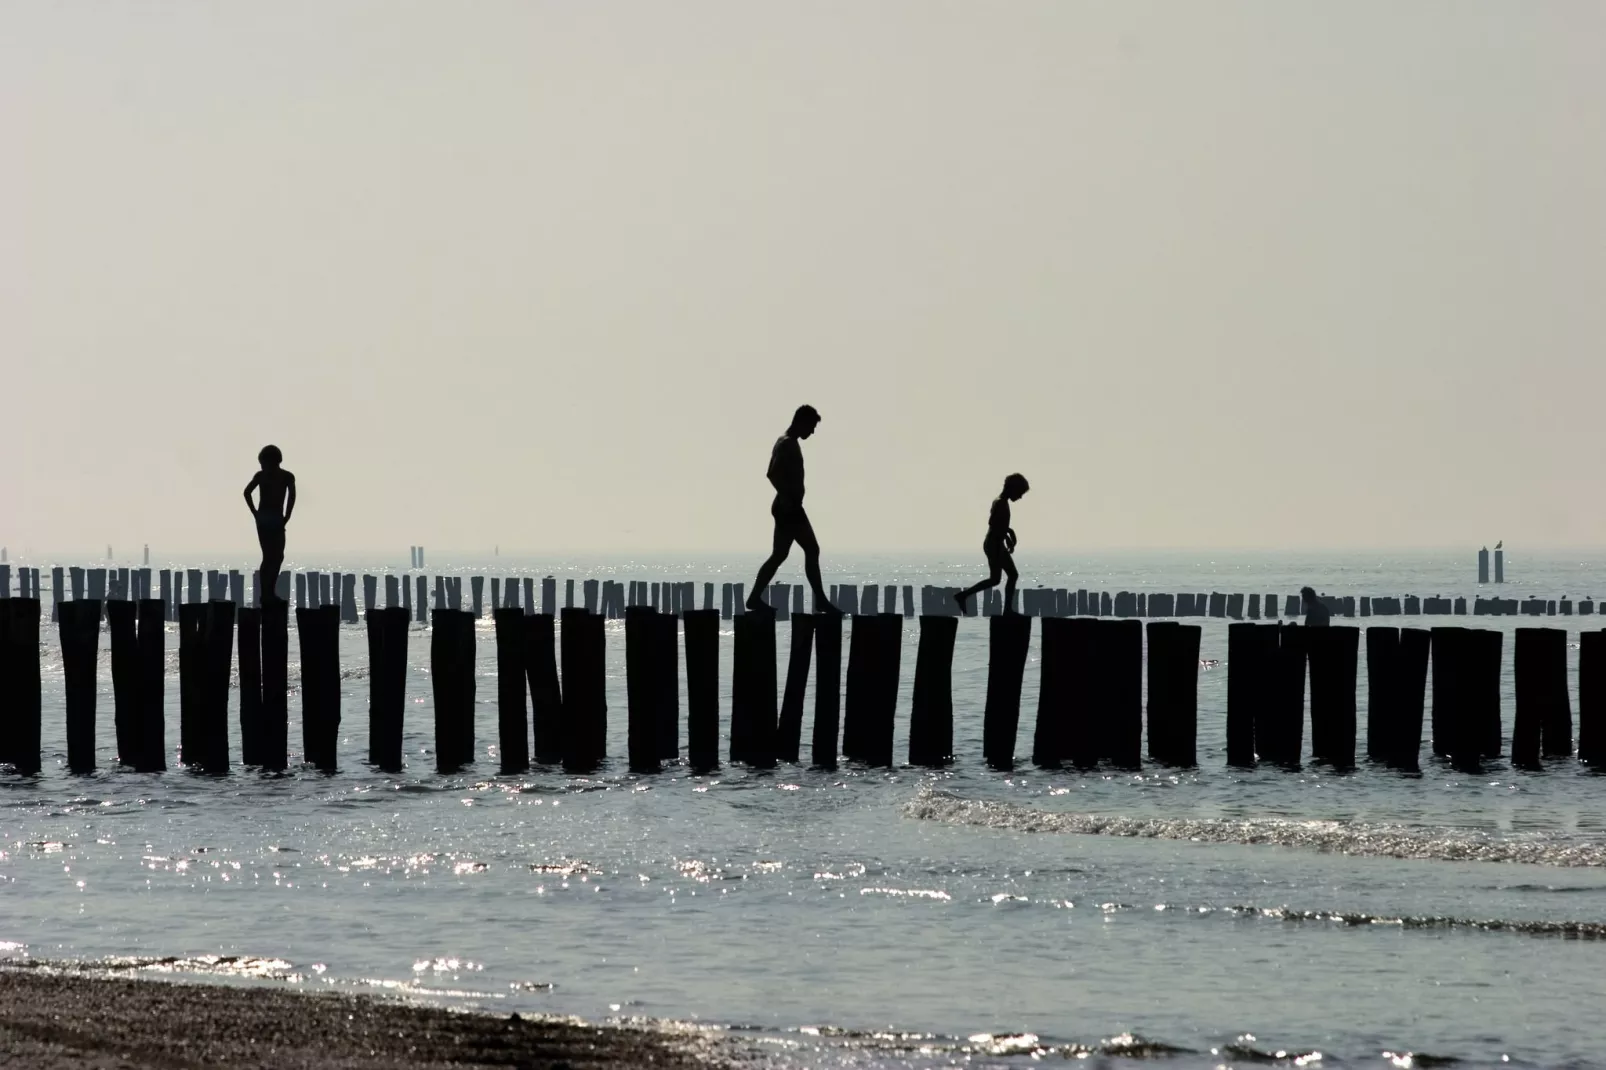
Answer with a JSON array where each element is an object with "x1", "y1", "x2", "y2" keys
[
  {"x1": 788, "y1": 1023, "x2": 1190, "y2": 1060},
  {"x1": 1223, "y1": 905, "x2": 1606, "y2": 940},
  {"x1": 1, "y1": 953, "x2": 302, "y2": 980},
  {"x1": 904, "y1": 787, "x2": 1606, "y2": 867}
]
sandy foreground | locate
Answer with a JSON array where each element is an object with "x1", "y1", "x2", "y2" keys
[{"x1": 0, "y1": 969, "x2": 729, "y2": 1069}]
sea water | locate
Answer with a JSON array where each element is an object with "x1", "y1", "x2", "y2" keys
[{"x1": 5, "y1": 550, "x2": 1606, "y2": 1067}]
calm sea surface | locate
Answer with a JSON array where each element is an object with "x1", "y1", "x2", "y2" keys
[{"x1": 5, "y1": 551, "x2": 1606, "y2": 1068}]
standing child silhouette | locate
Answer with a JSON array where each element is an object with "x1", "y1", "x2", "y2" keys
[
  {"x1": 244, "y1": 445, "x2": 296, "y2": 604},
  {"x1": 954, "y1": 473, "x2": 1029, "y2": 615}
]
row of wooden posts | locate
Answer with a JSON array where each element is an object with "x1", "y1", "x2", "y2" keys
[
  {"x1": 2, "y1": 564, "x2": 1601, "y2": 623},
  {"x1": 2, "y1": 597, "x2": 1604, "y2": 779}
]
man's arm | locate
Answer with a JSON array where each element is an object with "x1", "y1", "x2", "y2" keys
[
  {"x1": 283, "y1": 473, "x2": 297, "y2": 525},
  {"x1": 243, "y1": 474, "x2": 259, "y2": 516}
]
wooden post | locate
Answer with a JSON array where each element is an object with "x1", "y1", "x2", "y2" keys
[
  {"x1": 559, "y1": 608, "x2": 605, "y2": 772},
  {"x1": 1307, "y1": 626, "x2": 1358, "y2": 769},
  {"x1": 909, "y1": 615, "x2": 957, "y2": 767},
  {"x1": 731, "y1": 613, "x2": 778, "y2": 767},
  {"x1": 864, "y1": 614, "x2": 902, "y2": 767},
  {"x1": 841, "y1": 615, "x2": 874, "y2": 761},
  {"x1": 368, "y1": 606, "x2": 409, "y2": 773},
  {"x1": 1098, "y1": 619, "x2": 1143, "y2": 768},
  {"x1": 1262, "y1": 623, "x2": 1307, "y2": 766},
  {"x1": 1512, "y1": 627, "x2": 1544, "y2": 768},
  {"x1": 1474, "y1": 629, "x2": 1505, "y2": 762},
  {"x1": 653, "y1": 611, "x2": 679, "y2": 760},
  {"x1": 259, "y1": 597, "x2": 289, "y2": 772},
  {"x1": 1514, "y1": 627, "x2": 1569, "y2": 767},
  {"x1": 625, "y1": 607, "x2": 660, "y2": 773},
  {"x1": 982, "y1": 614, "x2": 1031, "y2": 769},
  {"x1": 1579, "y1": 630, "x2": 1605, "y2": 766},
  {"x1": 59, "y1": 599, "x2": 101, "y2": 773},
  {"x1": 199, "y1": 600, "x2": 234, "y2": 773},
  {"x1": 298, "y1": 604, "x2": 339, "y2": 773},
  {"x1": 238, "y1": 606, "x2": 263, "y2": 766},
  {"x1": 430, "y1": 608, "x2": 474, "y2": 773},
  {"x1": 1365, "y1": 626, "x2": 1400, "y2": 763},
  {"x1": 1226, "y1": 622, "x2": 1264, "y2": 768},
  {"x1": 777, "y1": 614, "x2": 817, "y2": 763},
  {"x1": 1146, "y1": 621, "x2": 1200, "y2": 766},
  {"x1": 1389, "y1": 627, "x2": 1430, "y2": 770},
  {"x1": 0, "y1": 599, "x2": 43, "y2": 774},
  {"x1": 493, "y1": 607, "x2": 530, "y2": 773},
  {"x1": 1429, "y1": 626, "x2": 1466, "y2": 761},
  {"x1": 1032, "y1": 617, "x2": 1072, "y2": 767},
  {"x1": 107, "y1": 600, "x2": 140, "y2": 765},
  {"x1": 683, "y1": 609, "x2": 719, "y2": 772},
  {"x1": 523, "y1": 613, "x2": 562, "y2": 764},
  {"x1": 1537, "y1": 628, "x2": 1572, "y2": 759},
  {"x1": 178, "y1": 602, "x2": 205, "y2": 766},
  {"x1": 811, "y1": 611, "x2": 842, "y2": 769},
  {"x1": 134, "y1": 598, "x2": 167, "y2": 772}
]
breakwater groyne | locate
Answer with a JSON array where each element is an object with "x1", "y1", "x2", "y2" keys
[{"x1": 1, "y1": 571, "x2": 1602, "y2": 779}]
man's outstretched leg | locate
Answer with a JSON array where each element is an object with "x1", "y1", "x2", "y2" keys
[
  {"x1": 747, "y1": 527, "x2": 792, "y2": 612},
  {"x1": 802, "y1": 548, "x2": 838, "y2": 616},
  {"x1": 796, "y1": 518, "x2": 841, "y2": 616}
]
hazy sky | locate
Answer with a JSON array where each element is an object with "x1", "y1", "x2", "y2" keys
[{"x1": 5, "y1": 2, "x2": 1603, "y2": 560}]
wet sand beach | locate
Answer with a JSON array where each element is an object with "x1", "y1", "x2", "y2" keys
[{"x1": 0, "y1": 970, "x2": 721, "y2": 1070}]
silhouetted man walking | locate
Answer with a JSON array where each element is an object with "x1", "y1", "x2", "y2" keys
[
  {"x1": 747, "y1": 405, "x2": 839, "y2": 615},
  {"x1": 244, "y1": 444, "x2": 296, "y2": 604}
]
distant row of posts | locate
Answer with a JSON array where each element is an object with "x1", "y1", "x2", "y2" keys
[
  {"x1": 1478, "y1": 545, "x2": 1506, "y2": 585},
  {"x1": 0, "y1": 543, "x2": 1516, "y2": 584},
  {"x1": 0, "y1": 564, "x2": 1600, "y2": 625}
]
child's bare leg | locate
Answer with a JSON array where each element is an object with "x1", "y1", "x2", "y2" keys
[
  {"x1": 1002, "y1": 556, "x2": 1019, "y2": 614},
  {"x1": 955, "y1": 566, "x2": 1002, "y2": 612},
  {"x1": 258, "y1": 527, "x2": 285, "y2": 604}
]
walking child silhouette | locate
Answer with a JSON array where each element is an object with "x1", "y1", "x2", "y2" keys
[{"x1": 955, "y1": 473, "x2": 1030, "y2": 615}]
